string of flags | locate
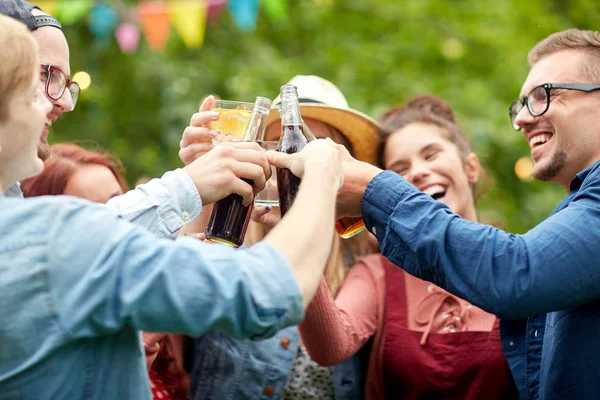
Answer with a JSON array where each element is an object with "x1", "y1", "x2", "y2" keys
[{"x1": 32, "y1": 0, "x2": 331, "y2": 53}]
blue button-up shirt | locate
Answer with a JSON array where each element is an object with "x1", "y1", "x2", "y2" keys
[
  {"x1": 362, "y1": 160, "x2": 600, "y2": 400},
  {"x1": 7, "y1": 169, "x2": 203, "y2": 239},
  {"x1": 0, "y1": 194, "x2": 303, "y2": 399}
]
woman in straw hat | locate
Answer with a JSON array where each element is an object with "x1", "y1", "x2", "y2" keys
[
  {"x1": 297, "y1": 95, "x2": 518, "y2": 399},
  {"x1": 181, "y1": 75, "x2": 378, "y2": 400}
]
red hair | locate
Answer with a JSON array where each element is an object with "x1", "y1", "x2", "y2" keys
[{"x1": 21, "y1": 143, "x2": 129, "y2": 197}]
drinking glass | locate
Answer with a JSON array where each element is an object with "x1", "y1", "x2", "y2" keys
[
  {"x1": 255, "y1": 141, "x2": 279, "y2": 208},
  {"x1": 210, "y1": 100, "x2": 254, "y2": 144}
]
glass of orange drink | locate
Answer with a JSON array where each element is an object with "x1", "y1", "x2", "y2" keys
[{"x1": 210, "y1": 100, "x2": 255, "y2": 144}]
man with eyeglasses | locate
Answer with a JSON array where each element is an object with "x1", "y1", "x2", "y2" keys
[
  {"x1": 287, "y1": 28, "x2": 600, "y2": 399},
  {"x1": 0, "y1": 0, "x2": 261, "y2": 241}
]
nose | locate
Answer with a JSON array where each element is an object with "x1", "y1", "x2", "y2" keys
[
  {"x1": 407, "y1": 160, "x2": 430, "y2": 185},
  {"x1": 52, "y1": 88, "x2": 74, "y2": 113},
  {"x1": 514, "y1": 104, "x2": 536, "y2": 130}
]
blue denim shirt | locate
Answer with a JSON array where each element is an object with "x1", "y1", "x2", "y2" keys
[
  {"x1": 7, "y1": 169, "x2": 203, "y2": 239},
  {"x1": 191, "y1": 326, "x2": 367, "y2": 400},
  {"x1": 0, "y1": 195, "x2": 304, "y2": 399},
  {"x1": 362, "y1": 160, "x2": 600, "y2": 400}
]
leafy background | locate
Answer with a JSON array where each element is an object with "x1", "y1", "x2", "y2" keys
[{"x1": 52, "y1": 0, "x2": 600, "y2": 233}]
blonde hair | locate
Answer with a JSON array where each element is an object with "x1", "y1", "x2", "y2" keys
[
  {"x1": 528, "y1": 29, "x2": 600, "y2": 80},
  {"x1": 246, "y1": 222, "x2": 372, "y2": 297},
  {"x1": 0, "y1": 15, "x2": 39, "y2": 122}
]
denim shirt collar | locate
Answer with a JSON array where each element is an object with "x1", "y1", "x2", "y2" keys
[{"x1": 569, "y1": 159, "x2": 600, "y2": 192}]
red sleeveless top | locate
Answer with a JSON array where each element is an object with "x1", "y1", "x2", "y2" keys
[{"x1": 382, "y1": 260, "x2": 518, "y2": 399}]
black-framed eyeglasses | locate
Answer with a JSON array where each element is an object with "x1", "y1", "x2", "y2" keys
[
  {"x1": 40, "y1": 64, "x2": 80, "y2": 111},
  {"x1": 509, "y1": 83, "x2": 600, "y2": 130}
]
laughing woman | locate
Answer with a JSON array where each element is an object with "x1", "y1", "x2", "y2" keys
[{"x1": 298, "y1": 95, "x2": 518, "y2": 400}]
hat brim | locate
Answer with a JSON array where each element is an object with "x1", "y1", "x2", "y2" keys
[{"x1": 265, "y1": 104, "x2": 380, "y2": 164}]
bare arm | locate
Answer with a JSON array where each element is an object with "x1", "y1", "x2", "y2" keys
[{"x1": 265, "y1": 139, "x2": 343, "y2": 307}]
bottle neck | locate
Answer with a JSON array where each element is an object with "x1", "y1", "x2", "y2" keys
[
  {"x1": 280, "y1": 85, "x2": 302, "y2": 126},
  {"x1": 243, "y1": 97, "x2": 272, "y2": 142}
]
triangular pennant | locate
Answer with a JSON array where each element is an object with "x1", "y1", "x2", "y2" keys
[
  {"x1": 262, "y1": 0, "x2": 288, "y2": 22},
  {"x1": 115, "y1": 22, "x2": 140, "y2": 54},
  {"x1": 228, "y1": 0, "x2": 259, "y2": 32},
  {"x1": 168, "y1": 0, "x2": 208, "y2": 49},
  {"x1": 57, "y1": 0, "x2": 92, "y2": 25},
  {"x1": 138, "y1": 1, "x2": 171, "y2": 51}
]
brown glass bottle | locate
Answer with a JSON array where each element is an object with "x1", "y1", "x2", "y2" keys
[
  {"x1": 205, "y1": 97, "x2": 272, "y2": 247},
  {"x1": 276, "y1": 85, "x2": 309, "y2": 216}
]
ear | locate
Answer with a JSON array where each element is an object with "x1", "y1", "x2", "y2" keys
[{"x1": 464, "y1": 152, "x2": 480, "y2": 184}]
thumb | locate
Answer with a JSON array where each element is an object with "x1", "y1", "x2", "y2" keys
[
  {"x1": 267, "y1": 150, "x2": 295, "y2": 169},
  {"x1": 199, "y1": 95, "x2": 215, "y2": 112}
]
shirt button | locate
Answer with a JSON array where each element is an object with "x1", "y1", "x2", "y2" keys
[
  {"x1": 534, "y1": 329, "x2": 538, "y2": 338},
  {"x1": 264, "y1": 386, "x2": 275, "y2": 396},
  {"x1": 509, "y1": 341, "x2": 515, "y2": 346},
  {"x1": 280, "y1": 337, "x2": 291, "y2": 349},
  {"x1": 372, "y1": 226, "x2": 377, "y2": 235},
  {"x1": 182, "y1": 211, "x2": 190, "y2": 220}
]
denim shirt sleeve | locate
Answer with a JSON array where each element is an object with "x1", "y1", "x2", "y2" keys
[
  {"x1": 106, "y1": 169, "x2": 202, "y2": 239},
  {"x1": 45, "y1": 199, "x2": 303, "y2": 340},
  {"x1": 362, "y1": 170, "x2": 600, "y2": 319}
]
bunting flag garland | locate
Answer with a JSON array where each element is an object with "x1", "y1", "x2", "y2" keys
[
  {"x1": 32, "y1": 0, "x2": 321, "y2": 54},
  {"x1": 168, "y1": 0, "x2": 208, "y2": 48}
]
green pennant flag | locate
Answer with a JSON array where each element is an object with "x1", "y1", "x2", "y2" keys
[
  {"x1": 262, "y1": 0, "x2": 288, "y2": 22},
  {"x1": 58, "y1": 0, "x2": 93, "y2": 25}
]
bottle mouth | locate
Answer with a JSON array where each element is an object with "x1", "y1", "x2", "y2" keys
[{"x1": 280, "y1": 84, "x2": 299, "y2": 98}]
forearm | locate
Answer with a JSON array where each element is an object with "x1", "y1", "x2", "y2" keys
[
  {"x1": 47, "y1": 200, "x2": 304, "y2": 340},
  {"x1": 265, "y1": 163, "x2": 339, "y2": 307},
  {"x1": 299, "y1": 278, "x2": 376, "y2": 366},
  {"x1": 363, "y1": 171, "x2": 600, "y2": 318},
  {"x1": 107, "y1": 169, "x2": 202, "y2": 238}
]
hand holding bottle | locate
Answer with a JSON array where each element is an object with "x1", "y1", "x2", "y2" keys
[{"x1": 268, "y1": 138, "x2": 344, "y2": 189}]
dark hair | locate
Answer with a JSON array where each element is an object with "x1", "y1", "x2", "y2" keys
[{"x1": 21, "y1": 143, "x2": 128, "y2": 197}]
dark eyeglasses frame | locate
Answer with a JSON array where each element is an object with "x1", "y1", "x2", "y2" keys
[
  {"x1": 509, "y1": 83, "x2": 600, "y2": 130},
  {"x1": 40, "y1": 64, "x2": 80, "y2": 110}
]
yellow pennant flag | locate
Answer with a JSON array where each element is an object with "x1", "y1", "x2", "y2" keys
[
  {"x1": 35, "y1": 0, "x2": 58, "y2": 16},
  {"x1": 168, "y1": 0, "x2": 208, "y2": 49}
]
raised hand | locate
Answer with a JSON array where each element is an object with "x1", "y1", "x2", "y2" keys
[{"x1": 179, "y1": 95, "x2": 219, "y2": 165}]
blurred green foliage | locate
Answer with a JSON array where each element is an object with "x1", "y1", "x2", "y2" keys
[{"x1": 54, "y1": 0, "x2": 600, "y2": 233}]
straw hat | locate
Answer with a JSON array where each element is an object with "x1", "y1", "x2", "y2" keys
[{"x1": 265, "y1": 75, "x2": 380, "y2": 164}]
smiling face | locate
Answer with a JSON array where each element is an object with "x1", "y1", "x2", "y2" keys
[
  {"x1": 515, "y1": 49, "x2": 600, "y2": 188},
  {"x1": 383, "y1": 122, "x2": 480, "y2": 221},
  {"x1": 30, "y1": 11, "x2": 73, "y2": 160}
]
